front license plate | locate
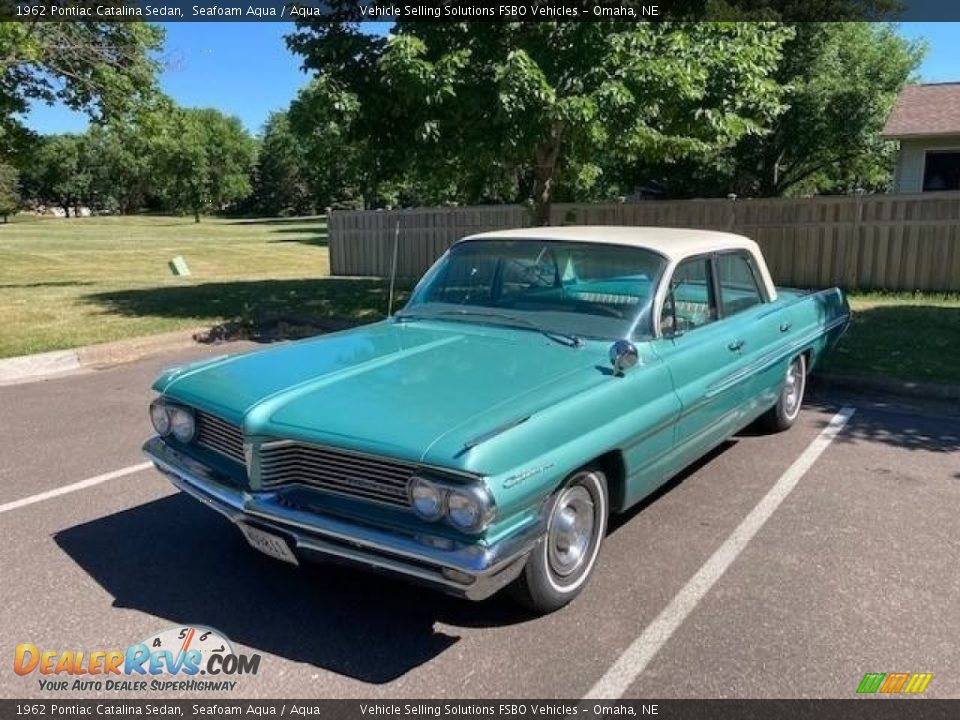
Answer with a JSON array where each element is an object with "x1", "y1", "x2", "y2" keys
[{"x1": 238, "y1": 524, "x2": 299, "y2": 566}]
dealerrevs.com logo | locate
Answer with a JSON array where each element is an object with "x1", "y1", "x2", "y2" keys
[{"x1": 14, "y1": 626, "x2": 261, "y2": 693}]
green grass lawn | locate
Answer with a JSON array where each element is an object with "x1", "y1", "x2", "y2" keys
[
  {"x1": 0, "y1": 214, "x2": 395, "y2": 357},
  {"x1": 1, "y1": 215, "x2": 958, "y2": 387},
  {"x1": 823, "y1": 292, "x2": 960, "y2": 385}
]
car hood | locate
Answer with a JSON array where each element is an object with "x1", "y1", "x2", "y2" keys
[{"x1": 155, "y1": 321, "x2": 607, "y2": 471}]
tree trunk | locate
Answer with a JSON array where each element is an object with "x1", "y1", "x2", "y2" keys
[
  {"x1": 530, "y1": 130, "x2": 562, "y2": 226},
  {"x1": 63, "y1": 205, "x2": 71, "y2": 218},
  {"x1": 193, "y1": 208, "x2": 201, "y2": 223}
]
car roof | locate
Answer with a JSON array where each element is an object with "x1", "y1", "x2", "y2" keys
[{"x1": 460, "y1": 225, "x2": 760, "y2": 262}]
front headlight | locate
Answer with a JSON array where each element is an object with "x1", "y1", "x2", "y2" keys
[
  {"x1": 409, "y1": 474, "x2": 496, "y2": 533},
  {"x1": 447, "y1": 487, "x2": 495, "y2": 533},
  {"x1": 409, "y1": 476, "x2": 445, "y2": 520},
  {"x1": 169, "y1": 406, "x2": 196, "y2": 443},
  {"x1": 150, "y1": 401, "x2": 171, "y2": 436}
]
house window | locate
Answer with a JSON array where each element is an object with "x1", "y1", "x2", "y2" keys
[{"x1": 922, "y1": 151, "x2": 960, "y2": 192}]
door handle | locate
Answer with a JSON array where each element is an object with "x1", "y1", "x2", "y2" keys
[
  {"x1": 780, "y1": 322, "x2": 792, "y2": 333},
  {"x1": 727, "y1": 339, "x2": 744, "y2": 352}
]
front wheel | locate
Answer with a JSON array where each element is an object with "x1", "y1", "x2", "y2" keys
[
  {"x1": 758, "y1": 354, "x2": 806, "y2": 433},
  {"x1": 512, "y1": 467, "x2": 608, "y2": 614}
]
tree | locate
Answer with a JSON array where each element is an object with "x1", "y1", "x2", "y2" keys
[
  {"x1": 0, "y1": 162, "x2": 19, "y2": 222},
  {"x1": 85, "y1": 100, "x2": 174, "y2": 214},
  {"x1": 253, "y1": 112, "x2": 313, "y2": 216},
  {"x1": 21, "y1": 134, "x2": 91, "y2": 217},
  {"x1": 0, "y1": 21, "x2": 163, "y2": 157},
  {"x1": 727, "y1": 23, "x2": 923, "y2": 196},
  {"x1": 287, "y1": 79, "x2": 373, "y2": 209},
  {"x1": 289, "y1": 23, "x2": 792, "y2": 222},
  {"x1": 155, "y1": 108, "x2": 256, "y2": 222}
]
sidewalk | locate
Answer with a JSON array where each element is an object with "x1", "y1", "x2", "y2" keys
[{"x1": 0, "y1": 328, "x2": 206, "y2": 386}]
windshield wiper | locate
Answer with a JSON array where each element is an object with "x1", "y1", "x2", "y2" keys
[{"x1": 395, "y1": 309, "x2": 583, "y2": 348}]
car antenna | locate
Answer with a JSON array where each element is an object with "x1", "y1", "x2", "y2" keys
[{"x1": 387, "y1": 219, "x2": 400, "y2": 317}]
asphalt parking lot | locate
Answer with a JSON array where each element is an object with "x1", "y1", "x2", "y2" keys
[{"x1": 1, "y1": 343, "x2": 958, "y2": 699}]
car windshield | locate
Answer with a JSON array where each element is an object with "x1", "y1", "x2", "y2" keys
[{"x1": 399, "y1": 239, "x2": 668, "y2": 340}]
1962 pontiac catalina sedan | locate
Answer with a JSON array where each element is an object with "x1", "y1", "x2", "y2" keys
[{"x1": 144, "y1": 226, "x2": 849, "y2": 613}]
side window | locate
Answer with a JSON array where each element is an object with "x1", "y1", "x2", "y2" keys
[
  {"x1": 660, "y1": 257, "x2": 717, "y2": 334},
  {"x1": 717, "y1": 253, "x2": 764, "y2": 316}
]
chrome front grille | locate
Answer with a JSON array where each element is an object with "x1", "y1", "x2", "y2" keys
[
  {"x1": 259, "y1": 442, "x2": 415, "y2": 509},
  {"x1": 195, "y1": 411, "x2": 245, "y2": 464}
]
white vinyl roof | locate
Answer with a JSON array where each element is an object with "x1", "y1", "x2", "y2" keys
[
  {"x1": 461, "y1": 226, "x2": 760, "y2": 262},
  {"x1": 460, "y1": 225, "x2": 777, "y2": 300}
]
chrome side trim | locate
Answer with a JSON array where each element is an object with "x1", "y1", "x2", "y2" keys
[
  {"x1": 143, "y1": 436, "x2": 540, "y2": 601},
  {"x1": 704, "y1": 315, "x2": 850, "y2": 400},
  {"x1": 459, "y1": 415, "x2": 531, "y2": 455}
]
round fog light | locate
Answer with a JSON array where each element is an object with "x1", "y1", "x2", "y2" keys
[
  {"x1": 169, "y1": 407, "x2": 196, "y2": 443},
  {"x1": 409, "y1": 477, "x2": 445, "y2": 521},
  {"x1": 150, "y1": 402, "x2": 171, "y2": 436}
]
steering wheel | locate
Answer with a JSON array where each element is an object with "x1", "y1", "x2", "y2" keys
[
  {"x1": 581, "y1": 302, "x2": 625, "y2": 319},
  {"x1": 514, "y1": 261, "x2": 556, "y2": 288}
]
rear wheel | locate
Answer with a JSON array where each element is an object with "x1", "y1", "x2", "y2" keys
[
  {"x1": 512, "y1": 467, "x2": 608, "y2": 614},
  {"x1": 758, "y1": 354, "x2": 806, "y2": 432}
]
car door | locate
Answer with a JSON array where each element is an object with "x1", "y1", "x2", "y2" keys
[
  {"x1": 714, "y1": 251, "x2": 790, "y2": 422},
  {"x1": 650, "y1": 255, "x2": 746, "y2": 477}
]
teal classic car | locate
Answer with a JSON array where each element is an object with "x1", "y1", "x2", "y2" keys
[{"x1": 144, "y1": 226, "x2": 849, "y2": 613}]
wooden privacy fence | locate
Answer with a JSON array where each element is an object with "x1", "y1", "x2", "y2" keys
[{"x1": 328, "y1": 192, "x2": 960, "y2": 291}]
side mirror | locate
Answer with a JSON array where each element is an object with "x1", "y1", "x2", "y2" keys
[{"x1": 609, "y1": 340, "x2": 639, "y2": 377}]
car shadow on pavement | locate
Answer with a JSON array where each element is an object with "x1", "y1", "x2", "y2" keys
[
  {"x1": 53, "y1": 493, "x2": 532, "y2": 684},
  {"x1": 804, "y1": 394, "x2": 960, "y2": 454}
]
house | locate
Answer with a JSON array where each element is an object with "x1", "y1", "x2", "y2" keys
[{"x1": 882, "y1": 82, "x2": 960, "y2": 193}]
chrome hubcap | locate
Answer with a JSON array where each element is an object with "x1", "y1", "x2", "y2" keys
[
  {"x1": 547, "y1": 484, "x2": 595, "y2": 578},
  {"x1": 784, "y1": 361, "x2": 802, "y2": 417}
]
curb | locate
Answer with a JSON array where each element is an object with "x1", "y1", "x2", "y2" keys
[
  {"x1": 0, "y1": 349, "x2": 83, "y2": 384},
  {"x1": 0, "y1": 328, "x2": 206, "y2": 386},
  {"x1": 811, "y1": 373, "x2": 960, "y2": 402}
]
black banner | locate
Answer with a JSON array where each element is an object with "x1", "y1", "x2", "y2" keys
[
  {"x1": 1, "y1": 700, "x2": 959, "y2": 719},
  {"x1": 3, "y1": 0, "x2": 960, "y2": 23}
]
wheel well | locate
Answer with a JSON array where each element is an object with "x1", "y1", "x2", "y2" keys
[{"x1": 590, "y1": 450, "x2": 627, "y2": 513}]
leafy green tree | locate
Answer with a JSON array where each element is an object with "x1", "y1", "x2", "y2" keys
[
  {"x1": 287, "y1": 79, "x2": 370, "y2": 209},
  {"x1": 0, "y1": 21, "x2": 163, "y2": 157},
  {"x1": 156, "y1": 108, "x2": 256, "y2": 222},
  {"x1": 84, "y1": 98, "x2": 176, "y2": 214},
  {"x1": 86, "y1": 122, "x2": 154, "y2": 214},
  {"x1": 0, "y1": 162, "x2": 19, "y2": 222},
  {"x1": 289, "y1": 23, "x2": 792, "y2": 222},
  {"x1": 727, "y1": 23, "x2": 923, "y2": 196},
  {"x1": 21, "y1": 134, "x2": 92, "y2": 217},
  {"x1": 253, "y1": 111, "x2": 313, "y2": 216}
]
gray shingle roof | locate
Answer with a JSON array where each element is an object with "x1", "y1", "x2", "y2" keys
[{"x1": 882, "y1": 83, "x2": 960, "y2": 138}]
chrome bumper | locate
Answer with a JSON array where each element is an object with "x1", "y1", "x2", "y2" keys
[{"x1": 142, "y1": 436, "x2": 541, "y2": 600}]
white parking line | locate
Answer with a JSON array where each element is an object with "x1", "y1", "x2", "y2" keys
[
  {"x1": 585, "y1": 406, "x2": 856, "y2": 699},
  {"x1": 0, "y1": 462, "x2": 154, "y2": 515}
]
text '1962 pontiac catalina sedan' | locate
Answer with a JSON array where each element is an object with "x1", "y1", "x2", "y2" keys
[{"x1": 144, "y1": 226, "x2": 850, "y2": 613}]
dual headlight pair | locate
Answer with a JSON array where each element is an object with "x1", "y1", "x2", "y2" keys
[
  {"x1": 408, "y1": 475, "x2": 495, "y2": 534},
  {"x1": 150, "y1": 400, "x2": 196, "y2": 443}
]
